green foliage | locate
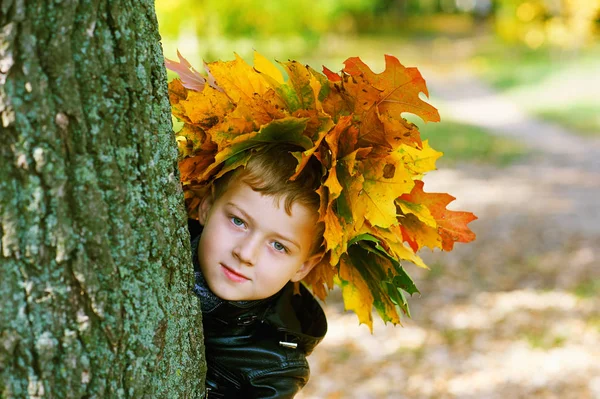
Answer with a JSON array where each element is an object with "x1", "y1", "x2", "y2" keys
[
  {"x1": 156, "y1": 0, "x2": 376, "y2": 39},
  {"x1": 494, "y1": 0, "x2": 600, "y2": 49},
  {"x1": 411, "y1": 118, "x2": 529, "y2": 167},
  {"x1": 573, "y1": 279, "x2": 600, "y2": 299},
  {"x1": 535, "y1": 104, "x2": 600, "y2": 137},
  {"x1": 473, "y1": 43, "x2": 561, "y2": 90},
  {"x1": 473, "y1": 40, "x2": 600, "y2": 136}
]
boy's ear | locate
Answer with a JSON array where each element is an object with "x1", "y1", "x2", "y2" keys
[
  {"x1": 291, "y1": 253, "x2": 322, "y2": 283},
  {"x1": 197, "y1": 195, "x2": 214, "y2": 226}
]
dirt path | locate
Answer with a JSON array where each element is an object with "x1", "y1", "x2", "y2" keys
[
  {"x1": 298, "y1": 70, "x2": 600, "y2": 399},
  {"x1": 424, "y1": 70, "x2": 600, "y2": 235}
]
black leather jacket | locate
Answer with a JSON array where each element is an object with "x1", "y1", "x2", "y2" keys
[{"x1": 189, "y1": 220, "x2": 328, "y2": 398}]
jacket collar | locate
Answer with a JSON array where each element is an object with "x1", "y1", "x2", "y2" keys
[
  {"x1": 204, "y1": 282, "x2": 327, "y2": 355},
  {"x1": 264, "y1": 282, "x2": 327, "y2": 355}
]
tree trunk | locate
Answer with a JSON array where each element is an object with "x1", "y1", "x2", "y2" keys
[{"x1": 0, "y1": 0, "x2": 206, "y2": 397}]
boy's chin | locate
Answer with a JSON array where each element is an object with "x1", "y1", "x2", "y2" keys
[{"x1": 212, "y1": 285, "x2": 281, "y2": 302}]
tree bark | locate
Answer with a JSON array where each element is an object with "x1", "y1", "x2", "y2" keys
[{"x1": 0, "y1": 0, "x2": 206, "y2": 397}]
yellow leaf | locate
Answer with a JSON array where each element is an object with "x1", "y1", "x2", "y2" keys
[
  {"x1": 180, "y1": 86, "x2": 232, "y2": 127},
  {"x1": 355, "y1": 153, "x2": 414, "y2": 228},
  {"x1": 399, "y1": 213, "x2": 443, "y2": 252},
  {"x1": 378, "y1": 109, "x2": 422, "y2": 149},
  {"x1": 208, "y1": 53, "x2": 271, "y2": 103},
  {"x1": 289, "y1": 123, "x2": 331, "y2": 180},
  {"x1": 396, "y1": 200, "x2": 437, "y2": 228},
  {"x1": 339, "y1": 254, "x2": 374, "y2": 331},
  {"x1": 253, "y1": 51, "x2": 284, "y2": 84},
  {"x1": 398, "y1": 140, "x2": 443, "y2": 177},
  {"x1": 316, "y1": 187, "x2": 347, "y2": 265}
]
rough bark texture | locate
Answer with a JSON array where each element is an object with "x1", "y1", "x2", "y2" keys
[{"x1": 0, "y1": 0, "x2": 206, "y2": 397}]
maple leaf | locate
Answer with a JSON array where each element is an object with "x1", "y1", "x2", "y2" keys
[
  {"x1": 165, "y1": 50, "x2": 224, "y2": 93},
  {"x1": 303, "y1": 251, "x2": 336, "y2": 301},
  {"x1": 354, "y1": 153, "x2": 414, "y2": 228},
  {"x1": 208, "y1": 53, "x2": 272, "y2": 103},
  {"x1": 400, "y1": 180, "x2": 477, "y2": 251},
  {"x1": 365, "y1": 224, "x2": 428, "y2": 269},
  {"x1": 253, "y1": 51, "x2": 284, "y2": 84},
  {"x1": 398, "y1": 140, "x2": 443, "y2": 178},
  {"x1": 339, "y1": 253, "x2": 374, "y2": 329},
  {"x1": 179, "y1": 86, "x2": 233, "y2": 129},
  {"x1": 398, "y1": 214, "x2": 441, "y2": 252}
]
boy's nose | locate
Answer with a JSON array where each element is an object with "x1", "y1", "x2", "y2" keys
[{"x1": 232, "y1": 236, "x2": 259, "y2": 266}]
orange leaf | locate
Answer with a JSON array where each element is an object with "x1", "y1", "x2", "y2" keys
[
  {"x1": 343, "y1": 55, "x2": 440, "y2": 124},
  {"x1": 400, "y1": 181, "x2": 477, "y2": 250},
  {"x1": 398, "y1": 214, "x2": 442, "y2": 252},
  {"x1": 304, "y1": 253, "x2": 336, "y2": 301},
  {"x1": 322, "y1": 65, "x2": 341, "y2": 82}
]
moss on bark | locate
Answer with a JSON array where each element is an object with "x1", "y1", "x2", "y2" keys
[{"x1": 0, "y1": 0, "x2": 206, "y2": 397}]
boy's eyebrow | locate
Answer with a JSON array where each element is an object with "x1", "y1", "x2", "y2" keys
[{"x1": 227, "y1": 202, "x2": 301, "y2": 250}]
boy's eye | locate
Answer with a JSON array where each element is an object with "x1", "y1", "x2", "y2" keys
[
  {"x1": 272, "y1": 241, "x2": 287, "y2": 253},
  {"x1": 231, "y1": 217, "x2": 245, "y2": 227}
]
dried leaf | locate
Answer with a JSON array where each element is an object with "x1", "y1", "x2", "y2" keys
[{"x1": 165, "y1": 50, "x2": 207, "y2": 92}]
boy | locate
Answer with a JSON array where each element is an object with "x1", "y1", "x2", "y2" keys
[
  {"x1": 188, "y1": 144, "x2": 328, "y2": 398},
  {"x1": 168, "y1": 51, "x2": 477, "y2": 398}
]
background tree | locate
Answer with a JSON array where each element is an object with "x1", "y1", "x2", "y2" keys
[{"x1": 0, "y1": 0, "x2": 205, "y2": 397}]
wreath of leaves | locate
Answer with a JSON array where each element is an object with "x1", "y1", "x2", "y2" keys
[{"x1": 167, "y1": 52, "x2": 477, "y2": 331}]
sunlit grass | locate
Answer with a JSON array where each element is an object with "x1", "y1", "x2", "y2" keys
[
  {"x1": 473, "y1": 40, "x2": 600, "y2": 136},
  {"x1": 473, "y1": 45, "x2": 561, "y2": 90},
  {"x1": 473, "y1": 40, "x2": 600, "y2": 91},
  {"x1": 572, "y1": 278, "x2": 600, "y2": 299},
  {"x1": 415, "y1": 119, "x2": 530, "y2": 167},
  {"x1": 523, "y1": 330, "x2": 567, "y2": 350},
  {"x1": 535, "y1": 104, "x2": 600, "y2": 137}
]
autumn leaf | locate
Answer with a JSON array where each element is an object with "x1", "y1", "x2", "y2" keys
[
  {"x1": 281, "y1": 60, "x2": 321, "y2": 111},
  {"x1": 400, "y1": 180, "x2": 477, "y2": 250},
  {"x1": 322, "y1": 65, "x2": 341, "y2": 82},
  {"x1": 208, "y1": 53, "x2": 272, "y2": 103},
  {"x1": 398, "y1": 140, "x2": 443, "y2": 177},
  {"x1": 355, "y1": 153, "x2": 414, "y2": 228},
  {"x1": 304, "y1": 252, "x2": 336, "y2": 301},
  {"x1": 379, "y1": 107, "x2": 422, "y2": 148},
  {"x1": 398, "y1": 214, "x2": 442, "y2": 252},
  {"x1": 210, "y1": 117, "x2": 313, "y2": 178},
  {"x1": 339, "y1": 253, "x2": 374, "y2": 329},
  {"x1": 179, "y1": 86, "x2": 233, "y2": 128},
  {"x1": 364, "y1": 224, "x2": 429, "y2": 269},
  {"x1": 253, "y1": 51, "x2": 284, "y2": 84},
  {"x1": 165, "y1": 50, "x2": 207, "y2": 92},
  {"x1": 344, "y1": 55, "x2": 440, "y2": 124},
  {"x1": 340, "y1": 241, "x2": 419, "y2": 330}
]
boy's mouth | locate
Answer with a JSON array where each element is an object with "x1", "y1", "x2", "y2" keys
[{"x1": 220, "y1": 264, "x2": 250, "y2": 282}]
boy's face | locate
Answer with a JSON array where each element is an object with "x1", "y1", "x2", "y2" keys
[{"x1": 197, "y1": 180, "x2": 321, "y2": 301}]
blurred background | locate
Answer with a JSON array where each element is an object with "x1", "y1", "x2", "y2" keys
[{"x1": 155, "y1": 1, "x2": 600, "y2": 398}]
